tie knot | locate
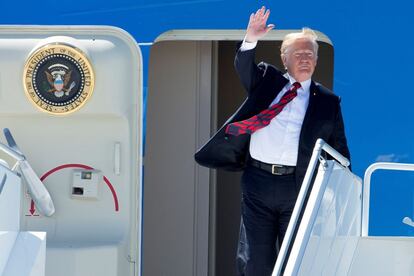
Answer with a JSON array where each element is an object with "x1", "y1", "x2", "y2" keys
[{"x1": 292, "y1": 82, "x2": 301, "y2": 91}]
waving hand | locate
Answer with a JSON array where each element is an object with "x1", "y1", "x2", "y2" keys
[{"x1": 245, "y1": 6, "x2": 275, "y2": 43}]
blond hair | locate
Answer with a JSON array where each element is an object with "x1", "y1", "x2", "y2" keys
[{"x1": 281, "y1": 28, "x2": 319, "y2": 56}]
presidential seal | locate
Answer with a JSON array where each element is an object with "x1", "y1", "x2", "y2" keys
[{"x1": 23, "y1": 43, "x2": 94, "y2": 115}]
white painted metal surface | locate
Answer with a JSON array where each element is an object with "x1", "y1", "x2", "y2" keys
[
  {"x1": 0, "y1": 26, "x2": 143, "y2": 276},
  {"x1": 363, "y1": 162, "x2": 414, "y2": 236},
  {"x1": 0, "y1": 162, "x2": 46, "y2": 276},
  {"x1": 0, "y1": 163, "x2": 21, "y2": 276},
  {"x1": 272, "y1": 141, "x2": 414, "y2": 275},
  {"x1": 293, "y1": 161, "x2": 362, "y2": 275},
  {"x1": 2, "y1": 232, "x2": 46, "y2": 276},
  {"x1": 3, "y1": 128, "x2": 55, "y2": 217},
  {"x1": 273, "y1": 139, "x2": 351, "y2": 276},
  {"x1": 0, "y1": 163, "x2": 21, "y2": 232},
  {"x1": 349, "y1": 237, "x2": 414, "y2": 276}
]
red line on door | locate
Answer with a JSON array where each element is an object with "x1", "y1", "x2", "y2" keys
[{"x1": 29, "y1": 163, "x2": 119, "y2": 215}]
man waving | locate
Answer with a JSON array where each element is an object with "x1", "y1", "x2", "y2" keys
[{"x1": 195, "y1": 6, "x2": 350, "y2": 275}]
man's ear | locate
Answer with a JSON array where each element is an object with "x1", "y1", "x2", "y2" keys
[{"x1": 281, "y1": 54, "x2": 287, "y2": 69}]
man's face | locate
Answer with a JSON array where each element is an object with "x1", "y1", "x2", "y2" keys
[{"x1": 282, "y1": 38, "x2": 317, "y2": 82}]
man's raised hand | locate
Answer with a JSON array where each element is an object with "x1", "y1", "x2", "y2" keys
[{"x1": 245, "y1": 6, "x2": 275, "y2": 43}]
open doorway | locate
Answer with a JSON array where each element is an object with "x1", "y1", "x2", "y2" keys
[{"x1": 144, "y1": 30, "x2": 333, "y2": 276}]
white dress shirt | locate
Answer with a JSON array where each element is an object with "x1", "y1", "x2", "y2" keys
[{"x1": 240, "y1": 39, "x2": 311, "y2": 165}]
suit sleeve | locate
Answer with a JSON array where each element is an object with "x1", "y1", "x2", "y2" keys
[
  {"x1": 234, "y1": 42, "x2": 266, "y2": 95},
  {"x1": 328, "y1": 102, "x2": 351, "y2": 168}
]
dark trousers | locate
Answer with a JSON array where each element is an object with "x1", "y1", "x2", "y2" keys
[{"x1": 236, "y1": 165, "x2": 298, "y2": 276}]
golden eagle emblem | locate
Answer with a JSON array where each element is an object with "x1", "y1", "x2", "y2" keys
[
  {"x1": 45, "y1": 64, "x2": 76, "y2": 98},
  {"x1": 23, "y1": 43, "x2": 94, "y2": 115}
]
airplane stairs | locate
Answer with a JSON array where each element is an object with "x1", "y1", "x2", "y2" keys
[
  {"x1": 0, "y1": 162, "x2": 46, "y2": 276},
  {"x1": 272, "y1": 139, "x2": 414, "y2": 276}
]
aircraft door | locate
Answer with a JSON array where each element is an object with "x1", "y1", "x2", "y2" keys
[{"x1": 0, "y1": 26, "x2": 143, "y2": 276}]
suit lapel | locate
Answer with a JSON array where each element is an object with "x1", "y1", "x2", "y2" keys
[
  {"x1": 298, "y1": 81, "x2": 317, "y2": 145},
  {"x1": 259, "y1": 73, "x2": 289, "y2": 110}
]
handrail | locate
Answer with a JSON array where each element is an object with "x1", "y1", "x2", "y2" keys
[
  {"x1": 0, "y1": 173, "x2": 7, "y2": 194},
  {"x1": 272, "y1": 138, "x2": 350, "y2": 275},
  {"x1": 0, "y1": 129, "x2": 55, "y2": 217},
  {"x1": 362, "y1": 162, "x2": 414, "y2": 236},
  {"x1": 0, "y1": 143, "x2": 24, "y2": 162}
]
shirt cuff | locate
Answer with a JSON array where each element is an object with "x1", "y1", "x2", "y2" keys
[{"x1": 240, "y1": 36, "x2": 257, "y2": 51}]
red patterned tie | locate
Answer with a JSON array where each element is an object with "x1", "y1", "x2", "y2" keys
[{"x1": 225, "y1": 82, "x2": 301, "y2": 136}]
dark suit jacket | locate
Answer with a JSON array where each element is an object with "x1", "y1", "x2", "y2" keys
[{"x1": 195, "y1": 44, "x2": 350, "y2": 189}]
